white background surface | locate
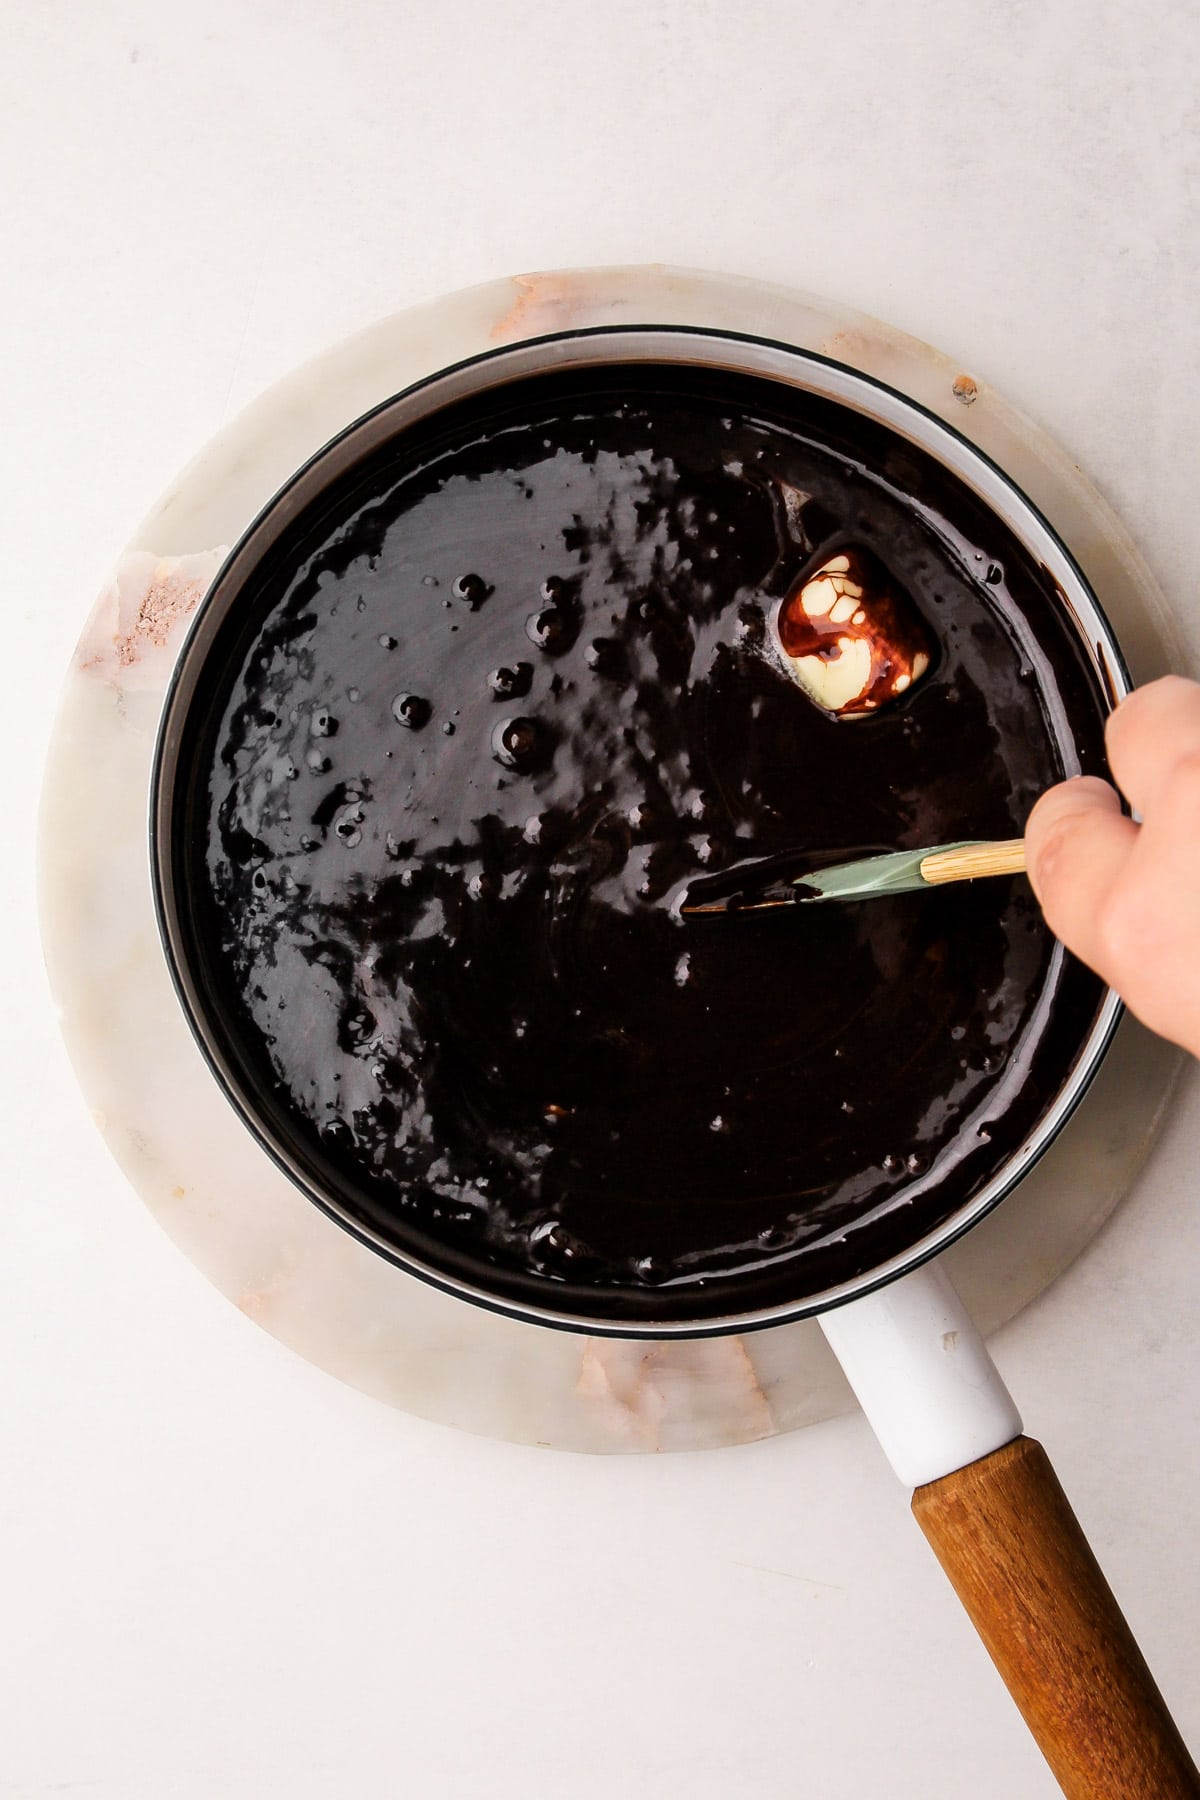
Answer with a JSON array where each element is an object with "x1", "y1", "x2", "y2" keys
[{"x1": 4, "y1": 3, "x2": 1199, "y2": 1796}]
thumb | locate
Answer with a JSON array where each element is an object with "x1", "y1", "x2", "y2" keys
[{"x1": 1024, "y1": 778, "x2": 1137, "y2": 980}]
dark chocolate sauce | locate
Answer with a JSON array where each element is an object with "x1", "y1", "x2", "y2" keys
[{"x1": 175, "y1": 364, "x2": 1109, "y2": 1323}]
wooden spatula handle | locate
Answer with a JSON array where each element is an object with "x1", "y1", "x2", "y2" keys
[
  {"x1": 919, "y1": 838, "x2": 1027, "y2": 884},
  {"x1": 913, "y1": 1436, "x2": 1200, "y2": 1798}
]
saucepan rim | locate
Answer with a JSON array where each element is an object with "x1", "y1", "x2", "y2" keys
[{"x1": 150, "y1": 323, "x2": 1128, "y2": 1339}]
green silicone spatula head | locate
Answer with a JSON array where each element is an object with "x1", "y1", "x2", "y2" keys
[{"x1": 681, "y1": 838, "x2": 1027, "y2": 915}]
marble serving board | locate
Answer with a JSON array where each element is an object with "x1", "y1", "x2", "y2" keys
[{"x1": 38, "y1": 266, "x2": 1186, "y2": 1454}]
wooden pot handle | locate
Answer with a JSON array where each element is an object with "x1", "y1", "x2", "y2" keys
[{"x1": 913, "y1": 1436, "x2": 1200, "y2": 1798}]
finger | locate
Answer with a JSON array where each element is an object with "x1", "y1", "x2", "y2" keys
[
  {"x1": 1105, "y1": 675, "x2": 1200, "y2": 818},
  {"x1": 1102, "y1": 796, "x2": 1200, "y2": 1056},
  {"x1": 1024, "y1": 778, "x2": 1138, "y2": 977}
]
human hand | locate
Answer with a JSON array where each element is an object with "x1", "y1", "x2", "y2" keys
[{"x1": 1025, "y1": 675, "x2": 1200, "y2": 1058}]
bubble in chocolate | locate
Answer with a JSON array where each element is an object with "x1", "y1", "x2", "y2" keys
[
  {"x1": 488, "y1": 661, "x2": 533, "y2": 699},
  {"x1": 633, "y1": 1254, "x2": 667, "y2": 1285},
  {"x1": 452, "y1": 572, "x2": 491, "y2": 608},
  {"x1": 491, "y1": 715, "x2": 541, "y2": 769},
  {"x1": 529, "y1": 1219, "x2": 596, "y2": 1273},
  {"x1": 526, "y1": 607, "x2": 568, "y2": 653},
  {"x1": 339, "y1": 1002, "x2": 376, "y2": 1050},
  {"x1": 310, "y1": 708, "x2": 338, "y2": 738},
  {"x1": 391, "y1": 693, "x2": 431, "y2": 730}
]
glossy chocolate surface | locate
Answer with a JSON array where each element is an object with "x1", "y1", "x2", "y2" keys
[{"x1": 170, "y1": 363, "x2": 1109, "y2": 1323}]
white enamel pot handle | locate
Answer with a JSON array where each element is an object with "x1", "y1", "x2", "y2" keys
[{"x1": 819, "y1": 1265, "x2": 1200, "y2": 1798}]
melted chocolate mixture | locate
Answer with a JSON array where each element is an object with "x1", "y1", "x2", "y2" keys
[{"x1": 175, "y1": 363, "x2": 1110, "y2": 1323}]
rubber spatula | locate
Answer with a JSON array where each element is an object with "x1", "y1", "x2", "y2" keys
[{"x1": 681, "y1": 838, "x2": 1026, "y2": 914}]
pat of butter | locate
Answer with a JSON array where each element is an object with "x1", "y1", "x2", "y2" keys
[
  {"x1": 790, "y1": 636, "x2": 874, "y2": 713},
  {"x1": 774, "y1": 548, "x2": 933, "y2": 718}
]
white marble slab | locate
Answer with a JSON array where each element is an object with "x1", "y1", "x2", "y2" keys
[{"x1": 39, "y1": 267, "x2": 1185, "y2": 1453}]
